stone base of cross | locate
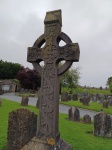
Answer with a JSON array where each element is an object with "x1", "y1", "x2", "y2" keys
[
  {"x1": 22, "y1": 9, "x2": 80, "y2": 149},
  {"x1": 21, "y1": 137, "x2": 73, "y2": 150}
]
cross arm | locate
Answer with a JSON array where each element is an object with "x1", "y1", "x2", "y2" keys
[
  {"x1": 59, "y1": 43, "x2": 80, "y2": 62},
  {"x1": 27, "y1": 47, "x2": 43, "y2": 63}
]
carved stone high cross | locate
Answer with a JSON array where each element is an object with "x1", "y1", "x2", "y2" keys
[{"x1": 27, "y1": 10, "x2": 80, "y2": 144}]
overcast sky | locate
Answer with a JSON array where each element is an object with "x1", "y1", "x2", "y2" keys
[{"x1": 0, "y1": 0, "x2": 112, "y2": 88}]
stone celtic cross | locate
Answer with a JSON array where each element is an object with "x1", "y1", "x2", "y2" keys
[{"x1": 27, "y1": 10, "x2": 80, "y2": 145}]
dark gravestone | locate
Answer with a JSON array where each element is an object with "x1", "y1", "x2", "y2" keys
[
  {"x1": 6, "y1": 108, "x2": 37, "y2": 150},
  {"x1": 72, "y1": 93, "x2": 78, "y2": 101},
  {"x1": 94, "y1": 112, "x2": 112, "y2": 138},
  {"x1": 68, "y1": 94, "x2": 72, "y2": 101},
  {"x1": 61, "y1": 92, "x2": 69, "y2": 101},
  {"x1": 82, "y1": 96, "x2": 89, "y2": 106},
  {"x1": 91, "y1": 95, "x2": 97, "y2": 102},
  {"x1": 83, "y1": 114, "x2": 91, "y2": 124},
  {"x1": 21, "y1": 96, "x2": 29, "y2": 106},
  {"x1": 108, "y1": 96, "x2": 112, "y2": 106},
  {"x1": 0, "y1": 98, "x2": 2, "y2": 106},
  {"x1": 68, "y1": 106, "x2": 80, "y2": 121},
  {"x1": 0, "y1": 84, "x2": 3, "y2": 95},
  {"x1": 103, "y1": 99, "x2": 108, "y2": 108},
  {"x1": 24, "y1": 9, "x2": 80, "y2": 149},
  {"x1": 79, "y1": 97, "x2": 83, "y2": 103}
]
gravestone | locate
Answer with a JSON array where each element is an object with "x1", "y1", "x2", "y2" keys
[
  {"x1": 94, "y1": 112, "x2": 112, "y2": 137},
  {"x1": 22, "y1": 9, "x2": 80, "y2": 149},
  {"x1": 6, "y1": 108, "x2": 37, "y2": 150},
  {"x1": 0, "y1": 98, "x2": 2, "y2": 106},
  {"x1": 103, "y1": 99, "x2": 108, "y2": 108},
  {"x1": 61, "y1": 92, "x2": 69, "y2": 101},
  {"x1": 21, "y1": 96, "x2": 29, "y2": 106},
  {"x1": 68, "y1": 106, "x2": 80, "y2": 121},
  {"x1": 83, "y1": 114, "x2": 91, "y2": 124},
  {"x1": 72, "y1": 93, "x2": 78, "y2": 101},
  {"x1": 91, "y1": 95, "x2": 97, "y2": 102},
  {"x1": 82, "y1": 96, "x2": 89, "y2": 106},
  {"x1": 68, "y1": 94, "x2": 72, "y2": 101},
  {"x1": 108, "y1": 96, "x2": 112, "y2": 106}
]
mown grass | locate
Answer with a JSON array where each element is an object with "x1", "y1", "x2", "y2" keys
[
  {"x1": 60, "y1": 101, "x2": 112, "y2": 114},
  {"x1": 0, "y1": 99, "x2": 112, "y2": 150}
]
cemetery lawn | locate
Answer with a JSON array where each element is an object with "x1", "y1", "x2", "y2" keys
[
  {"x1": 60, "y1": 101, "x2": 112, "y2": 115},
  {"x1": 0, "y1": 99, "x2": 112, "y2": 150}
]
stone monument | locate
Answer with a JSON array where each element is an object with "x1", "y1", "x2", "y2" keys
[
  {"x1": 6, "y1": 108, "x2": 37, "y2": 150},
  {"x1": 22, "y1": 9, "x2": 80, "y2": 149},
  {"x1": 94, "y1": 112, "x2": 112, "y2": 138}
]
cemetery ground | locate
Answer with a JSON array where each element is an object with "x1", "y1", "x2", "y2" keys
[
  {"x1": 0, "y1": 99, "x2": 112, "y2": 150},
  {"x1": 60, "y1": 101, "x2": 112, "y2": 115}
]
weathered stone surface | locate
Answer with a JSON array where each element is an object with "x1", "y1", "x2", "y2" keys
[
  {"x1": 91, "y1": 95, "x2": 97, "y2": 102},
  {"x1": 82, "y1": 96, "x2": 89, "y2": 106},
  {"x1": 108, "y1": 96, "x2": 112, "y2": 106},
  {"x1": 103, "y1": 99, "x2": 108, "y2": 108},
  {"x1": 6, "y1": 108, "x2": 37, "y2": 150},
  {"x1": 0, "y1": 98, "x2": 2, "y2": 106},
  {"x1": 68, "y1": 106, "x2": 80, "y2": 121},
  {"x1": 94, "y1": 112, "x2": 112, "y2": 138},
  {"x1": 21, "y1": 137, "x2": 73, "y2": 150},
  {"x1": 21, "y1": 96, "x2": 29, "y2": 106},
  {"x1": 72, "y1": 94, "x2": 78, "y2": 101},
  {"x1": 27, "y1": 9, "x2": 80, "y2": 144},
  {"x1": 68, "y1": 94, "x2": 72, "y2": 100},
  {"x1": 83, "y1": 114, "x2": 91, "y2": 124},
  {"x1": 61, "y1": 92, "x2": 69, "y2": 101}
]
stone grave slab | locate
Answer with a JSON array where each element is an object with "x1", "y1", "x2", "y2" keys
[{"x1": 6, "y1": 108, "x2": 37, "y2": 150}]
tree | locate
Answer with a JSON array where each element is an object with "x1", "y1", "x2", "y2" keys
[
  {"x1": 0, "y1": 59, "x2": 22, "y2": 79},
  {"x1": 107, "y1": 77, "x2": 112, "y2": 93},
  {"x1": 60, "y1": 67, "x2": 81, "y2": 93},
  {"x1": 16, "y1": 67, "x2": 41, "y2": 90}
]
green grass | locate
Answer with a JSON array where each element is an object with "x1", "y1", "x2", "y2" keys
[
  {"x1": 62, "y1": 87, "x2": 111, "y2": 95},
  {"x1": 0, "y1": 99, "x2": 38, "y2": 150},
  {"x1": 60, "y1": 101, "x2": 112, "y2": 114},
  {"x1": 0, "y1": 99, "x2": 112, "y2": 150}
]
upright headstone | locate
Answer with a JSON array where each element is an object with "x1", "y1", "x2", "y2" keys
[
  {"x1": 82, "y1": 96, "x2": 89, "y2": 106},
  {"x1": 61, "y1": 92, "x2": 69, "y2": 101},
  {"x1": 108, "y1": 96, "x2": 112, "y2": 106},
  {"x1": 72, "y1": 93, "x2": 78, "y2": 101},
  {"x1": 6, "y1": 108, "x2": 37, "y2": 150},
  {"x1": 83, "y1": 114, "x2": 91, "y2": 124},
  {"x1": 68, "y1": 106, "x2": 80, "y2": 121},
  {"x1": 103, "y1": 99, "x2": 108, "y2": 108},
  {"x1": 21, "y1": 96, "x2": 29, "y2": 106},
  {"x1": 91, "y1": 95, "x2": 97, "y2": 102},
  {"x1": 94, "y1": 112, "x2": 112, "y2": 138},
  {"x1": 23, "y1": 9, "x2": 80, "y2": 149}
]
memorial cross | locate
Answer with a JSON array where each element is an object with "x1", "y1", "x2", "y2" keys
[{"x1": 27, "y1": 9, "x2": 80, "y2": 145}]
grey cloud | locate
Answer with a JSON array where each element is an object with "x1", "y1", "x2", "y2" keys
[{"x1": 0, "y1": 0, "x2": 112, "y2": 87}]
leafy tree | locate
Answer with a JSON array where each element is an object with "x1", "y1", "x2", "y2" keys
[
  {"x1": 107, "y1": 77, "x2": 112, "y2": 93},
  {"x1": 0, "y1": 59, "x2": 22, "y2": 79},
  {"x1": 60, "y1": 67, "x2": 81, "y2": 93},
  {"x1": 16, "y1": 67, "x2": 41, "y2": 90}
]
